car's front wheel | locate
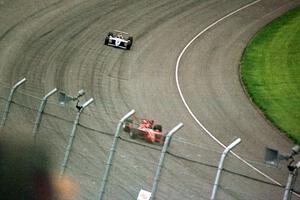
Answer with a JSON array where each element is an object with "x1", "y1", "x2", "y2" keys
[
  {"x1": 153, "y1": 124, "x2": 162, "y2": 132},
  {"x1": 104, "y1": 37, "x2": 109, "y2": 45}
]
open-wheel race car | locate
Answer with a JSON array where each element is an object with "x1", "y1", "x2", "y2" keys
[
  {"x1": 123, "y1": 118, "x2": 166, "y2": 145},
  {"x1": 104, "y1": 30, "x2": 133, "y2": 50}
]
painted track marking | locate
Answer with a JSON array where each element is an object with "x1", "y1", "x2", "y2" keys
[{"x1": 175, "y1": 0, "x2": 283, "y2": 186}]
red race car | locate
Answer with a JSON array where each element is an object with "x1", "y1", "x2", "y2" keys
[{"x1": 123, "y1": 118, "x2": 165, "y2": 145}]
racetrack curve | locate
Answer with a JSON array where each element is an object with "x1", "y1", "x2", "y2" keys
[{"x1": 1, "y1": 0, "x2": 300, "y2": 199}]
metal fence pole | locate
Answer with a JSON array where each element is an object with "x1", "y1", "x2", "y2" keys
[
  {"x1": 283, "y1": 161, "x2": 300, "y2": 200},
  {"x1": 283, "y1": 170, "x2": 295, "y2": 200},
  {"x1": 98, "y1": 109, "x2": 135, "y2": 200},
  {"x1": 150, "y1": 123, "x2": 184, "y2": 200},
  {"x1": 0, "y1": 78, "x2": 26, "y2": 130},
  {"x1": 32, "y1": 88, "x2": 57, "y2": 143},
  {"x1": 210, "y1": 138, "x2": 241, "y2": 200},
  {"x1": 59, "y1": 98, "x2": 94, "y2": 177}
]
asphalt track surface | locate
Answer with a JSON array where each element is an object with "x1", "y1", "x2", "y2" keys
[{"x1": 1, "y1": 0, "x2": 300, "y2": 199}]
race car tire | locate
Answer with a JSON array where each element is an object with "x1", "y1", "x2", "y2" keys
[
  {"x1": 122, "y1": 123, "x2": 130, "y2": 132},
  {"x1": 128, "y1": 36, "x2": 133, "y2": 42},
  {"x1": 104, "y1": 37, "x2": 109, "y2": 45},
  {"x1": 108, "y1": 32, "x2": 113, "y2": 36},
  {"x1": 159, "y1": 135, "x2": 166, "y2": 146},
  {"x1": 153, "y1": 124, "x2": 162, "y2": 132},
  {"x1": 129, "y1": 129, "x2": 137, "y2": 139},
  {"x1": 126, "y1": 41, "x2": 132, "y2": 50},
  {"x1": 123, "y1": 119, "x2": 133, "y2": 132}
]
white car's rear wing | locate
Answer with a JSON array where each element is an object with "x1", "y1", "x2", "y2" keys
[{"x1": 114, "y1": 30, "x2": 129, "y2": 35}]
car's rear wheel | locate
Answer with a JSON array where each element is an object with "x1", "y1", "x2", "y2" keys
[
  {"x1": 126, "y1": 36, "x2": 133, "y2": 50},
  {"x1": 129, "y1": 129, "x2": 137, "y2": 139},
  {"x1": 126, "y1": 41, "x2": 132, "y2": 50}
]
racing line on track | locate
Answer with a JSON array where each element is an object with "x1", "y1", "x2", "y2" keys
[{"x1": 175, "y1": 0, "x2": 285, "y2": 187}]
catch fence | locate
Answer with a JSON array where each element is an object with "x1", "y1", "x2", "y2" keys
[{"x1": 0, "y1": 79, "x2": 295, "y2": 200}]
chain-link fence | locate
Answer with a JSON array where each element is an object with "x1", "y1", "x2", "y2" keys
[{"x1": 0, "y1": 82, "x2": 298, "y2": 200}]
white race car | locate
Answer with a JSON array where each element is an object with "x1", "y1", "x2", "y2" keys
[{"x1": 104, "y1": 30, "x2": 133, "y2": 50}]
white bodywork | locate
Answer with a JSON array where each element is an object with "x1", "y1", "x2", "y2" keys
[
  {"x1": 105, "y1": 30, "x2": 132, "y2": 49},
  {"x1": 109, "y1": 36, "x2": 128, "y2": 47}
]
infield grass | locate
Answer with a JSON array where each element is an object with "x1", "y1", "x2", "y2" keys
[{"x1": 241, "y1": 6, "x2": 300, "y2": 143}]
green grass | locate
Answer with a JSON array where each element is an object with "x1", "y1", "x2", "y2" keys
[{"x1": 241, "y1": 6, "x2": 300, "y2": 143}]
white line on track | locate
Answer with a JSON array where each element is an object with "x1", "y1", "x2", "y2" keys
[{"x1": 175, "y1": 0, "x2": 283, "y2": 186}]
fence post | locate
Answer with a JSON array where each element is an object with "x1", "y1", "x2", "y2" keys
[
  {"x1": 32, "y1": 88, "x2": 58, "y2": 143},
  {"x1": 59, "y1": 98, "x2": 94, "y2": 177},
  {"x1": 98, "y1": 109, "x2": 135, "y2": 200},
  {"x1": 150, "y1": 122, "x2": 184, "y2": 200},
  {"x1": 283, "y1": 159, "x2": 300, "y2": 200},
  {"x1": 283, "y1": 169, "x2": 296, "y2": 200},
  {"x1": 210, "y1": 138, "x2": 241, "y2": 200},
  {"x1": 0, "y1": 78, "x2": 26, "y2": 130}
]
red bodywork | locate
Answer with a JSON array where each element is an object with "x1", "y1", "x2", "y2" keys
[
  {"x1": 138, "y1": 120, "x2": 161, "y2": 143},
  {"x1": 125, "y1": 119, "x2": 164, "y2": 144}
]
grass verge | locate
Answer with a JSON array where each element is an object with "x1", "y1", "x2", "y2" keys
[{"x1": 241, "y1": 6, "x2": 300, "y2": 143}]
